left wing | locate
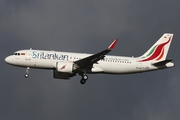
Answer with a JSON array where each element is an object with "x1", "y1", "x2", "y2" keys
[{"x1": 74, "y1": 39, "x2": 118, "y2": 70}]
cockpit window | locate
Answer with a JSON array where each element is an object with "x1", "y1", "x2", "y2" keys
[{"x1": 14, "y1": 53, "x2": 21, "y2": 56}]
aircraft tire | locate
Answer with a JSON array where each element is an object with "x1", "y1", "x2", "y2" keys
[
  {"x1": 83, "y1": 75, "x2": 88, "y2": 80},
  {"x1": 80, "y1": 79, "x2": 86, "y2": 84},
  {"x1": 24, "y1": 74, "x2": 29, "y2": 78}
]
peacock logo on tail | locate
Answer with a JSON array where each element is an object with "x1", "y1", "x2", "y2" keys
[{"x1": 139, "y1": 36, "x2": 172, "y2": 62}]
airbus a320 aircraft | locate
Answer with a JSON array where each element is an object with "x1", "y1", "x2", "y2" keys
[{"x1": 5, "y1": 33, "x2": 174, "y2": 84}]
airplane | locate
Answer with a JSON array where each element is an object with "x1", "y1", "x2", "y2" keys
[{"x1": 5, "y1": 33, "x2": 174, "y2": 84}]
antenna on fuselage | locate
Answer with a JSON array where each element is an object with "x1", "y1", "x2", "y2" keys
[{"x1": 30, "y1": 48, "x2": 32, "y2": 50}]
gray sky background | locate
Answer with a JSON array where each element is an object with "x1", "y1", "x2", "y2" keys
[{"x1": 1, "y1": 0, "x2": 180, "y2": 120}]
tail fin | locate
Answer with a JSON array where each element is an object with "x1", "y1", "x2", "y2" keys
[{"x1": 139, "y1": 33, "x2": 173, "y2": 62}]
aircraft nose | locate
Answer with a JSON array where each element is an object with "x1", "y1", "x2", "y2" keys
[{"x1": 5, "y1": 56, "x2": 11, "y2": 64}]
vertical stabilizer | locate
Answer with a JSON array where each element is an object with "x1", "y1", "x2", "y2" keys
[{"x1": 139, "y1": 33, "x2": 173, "y2": 62}]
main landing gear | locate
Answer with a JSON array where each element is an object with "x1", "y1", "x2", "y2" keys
[
  {"x1": 80, "y1": 74, "x2": 88, "y2": 85},
  {"x1": 24, "y1": 67, "x2": 30, "y2": 78}
]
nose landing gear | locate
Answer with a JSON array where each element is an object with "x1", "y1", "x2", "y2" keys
[{"x1": 24, "y1": 67, "x2": 30, "y2": 78}]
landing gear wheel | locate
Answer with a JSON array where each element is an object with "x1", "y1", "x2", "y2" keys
[
  {"x1": 80, "y1": 79, "x2": 86, "y2": 84},
  {"x1": 24, "y1": 74, "x2": 29, "y2": 78},
  {"x1": 24, "y1": 67, "x2": 30, "y2": 78},
  {"x1": 79, "y1": 73, "x2": 88, "y2": 84},
  {"x1": 83, "y1": 75, "x2": 88, "y2": 80}
]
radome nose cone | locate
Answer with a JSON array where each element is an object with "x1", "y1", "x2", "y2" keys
[
  {"x1": 5, "y1": 57, "x2": 8, "y2": 63},
  {"x1": 5, "y1": 56, "x2": 10, "y2": 63}
]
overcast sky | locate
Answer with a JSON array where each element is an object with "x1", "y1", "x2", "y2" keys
[{"x1": 1, "y1": 0, "x2": 180, "y2": 120}]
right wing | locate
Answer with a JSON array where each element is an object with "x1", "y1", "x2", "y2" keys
[{"x1": 74, "y1": 39, "x2": 118, "y2": 70}]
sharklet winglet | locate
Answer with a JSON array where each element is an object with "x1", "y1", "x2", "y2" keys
[{"x1": 108, "y1": 39, "x2": 118, "y2": 50}]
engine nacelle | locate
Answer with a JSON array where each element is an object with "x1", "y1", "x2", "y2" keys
[
  {"x1": 53, "y1": 70, "x2": 70, "y2": 79},
  {"x1": 56, "y1": 61, "x2": 75, "y2": 73}
]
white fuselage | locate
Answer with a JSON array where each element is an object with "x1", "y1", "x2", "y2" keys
[
  {"x1": 5, "y1": 49, "x2": 174, "y2": 74},
  {"x1": 4, "y1": 34, "x2": 175, "y2": 84}
]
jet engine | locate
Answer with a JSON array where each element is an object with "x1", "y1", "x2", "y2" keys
[{"x1": 56, "y1": 61, "x2": 76, "y2": 73}]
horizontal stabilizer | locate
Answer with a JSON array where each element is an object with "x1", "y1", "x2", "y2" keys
[{"x1": 152, "y1": 59, "x2": 173, "y2": 66}]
